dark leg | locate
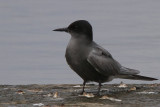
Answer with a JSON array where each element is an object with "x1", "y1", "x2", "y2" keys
[
  {"x1": 81, "y1": 81, "x2": 86, "y2": 94},
  {"x1": 97, "y1": 82, "x2": 102, "y2": 95}
]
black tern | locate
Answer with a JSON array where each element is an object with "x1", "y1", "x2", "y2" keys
[{"x1": 53, "y1": 20, "x2": 157, "y2": 94}]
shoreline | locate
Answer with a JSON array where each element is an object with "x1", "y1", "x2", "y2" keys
[{"x1": 0, "y1": 83, "x2": 160, "y2": 107}]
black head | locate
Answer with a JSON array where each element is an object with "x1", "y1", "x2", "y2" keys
[{"x1": 53, "y1": 20, "x2": 93, "y2": 41}]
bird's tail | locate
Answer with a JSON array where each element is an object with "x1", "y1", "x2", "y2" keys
[{"x1": 118, "y1": 74, "x2": 158, "y2": 81}]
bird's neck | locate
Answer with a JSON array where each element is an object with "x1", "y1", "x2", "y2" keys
[
  {"x1": 70, "y1": 32, "x2": 92, "y2": 43},
  {"x1": 71, "y1": 36, "x2": 92, "y2": 45}
]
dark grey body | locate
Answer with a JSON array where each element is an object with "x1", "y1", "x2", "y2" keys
[
  {"x1": 65, "y1": 36, "x2": 144, "y2": 83},
  {"x1": 53, "y1": 20, "x2": 157, "y2": 94}
]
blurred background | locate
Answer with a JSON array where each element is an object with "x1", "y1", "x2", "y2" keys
[{"x1": 0, "y1": 0, "x2": 159, "y2": 85}]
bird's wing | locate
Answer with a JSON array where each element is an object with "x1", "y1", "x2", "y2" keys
[
  {"x1": 87, "y1": 45, "x2": 140, "y2": 76},
  {"x1": 87, "y1": 46, "x2": 120, "y2": 76}
]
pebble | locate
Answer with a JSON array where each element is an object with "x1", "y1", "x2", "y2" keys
[
  {"x1": 100, "y1": 96, "x2": 122, "y2": 102},
  {"x1": 117, "y1": 82, "x2": 128, "y2": 88},
  {"x1": 33, "y1": 103, "x2": 44, "y2": 106},
  {"x1": 79, "y1": 92, "x2": 95, "y2": 98}
]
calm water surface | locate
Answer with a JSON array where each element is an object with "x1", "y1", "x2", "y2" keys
[{"x1": 0, "y1": 0, "x2": 160, "y2": 84}]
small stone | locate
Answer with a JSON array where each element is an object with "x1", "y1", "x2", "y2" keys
[
  {"x1": 99, "y1": 95, "x2": 109, "y2": 99},
  {"x1": 79, "y1": 92, "x2": 94, "y2": 98},
  {"x1": 16, "y1": 90, "x2": 25, "y2": 95},
  {"x1": 130, "y1": 87, "x2": 136, "y2": 91},
  {"x1": 117, "y1": 81, "x2": 128, "y2": 88},
  {"x1": 53, "y1": 92, "x2": 58, "y2": 98},
  {"x1": 33, "y1": 103, "x2": 44, "y2": 106},
  {"x1": 100, "y1": 96, "x2": 122, "y2": 102},
  {"x1": 46, "y1": 93, "x2": 52, "y2": 97}
]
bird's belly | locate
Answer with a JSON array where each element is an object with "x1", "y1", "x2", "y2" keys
[{"x1": 65, "y1": 52, "x2": 109, "y2": 82}]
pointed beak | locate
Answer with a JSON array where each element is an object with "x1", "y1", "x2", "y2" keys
[{"x1": 53, "y1": 27, "x2": 68, "y2": 32}]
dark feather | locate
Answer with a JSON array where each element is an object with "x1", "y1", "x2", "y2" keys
[{"x1": 87, "y1": 46, "x2": 120, "y2": 76}]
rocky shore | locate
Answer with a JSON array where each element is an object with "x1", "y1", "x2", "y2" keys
[{"x1": 0, "y1": 83, "x2": 160, "y2": 107}]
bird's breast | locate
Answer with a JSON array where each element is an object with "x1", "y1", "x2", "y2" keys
[
  {"x1": 65, "y1": 46, "x2": 85, "y2": 66},
  {"x1": 65, "y1": 39, "x2": 90, "y2": 67}
]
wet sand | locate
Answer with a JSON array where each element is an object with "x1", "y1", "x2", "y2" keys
[{"x1": 0, "y1": 83, "x2": 160, "y2": 107}]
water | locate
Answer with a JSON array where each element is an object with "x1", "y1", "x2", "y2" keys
[{"x1": 0, "y1": 0, "x2": 159, "y2": 85}]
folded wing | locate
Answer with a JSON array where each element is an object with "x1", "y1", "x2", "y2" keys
[
  {"x1": 87, "y1": 46, "x2": 120, "y2": 76},
  {"x1": 87, "y1": 45, "x2": 157, "y2": 81}
]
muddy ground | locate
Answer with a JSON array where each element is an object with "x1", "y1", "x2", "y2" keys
[{"x1": 0, "y1": 83, "x2": 160, "y2": 107}]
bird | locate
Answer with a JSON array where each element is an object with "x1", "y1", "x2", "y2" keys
[{"x1": 53, "y1": 20, "x2": 158, "y2": 94}]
